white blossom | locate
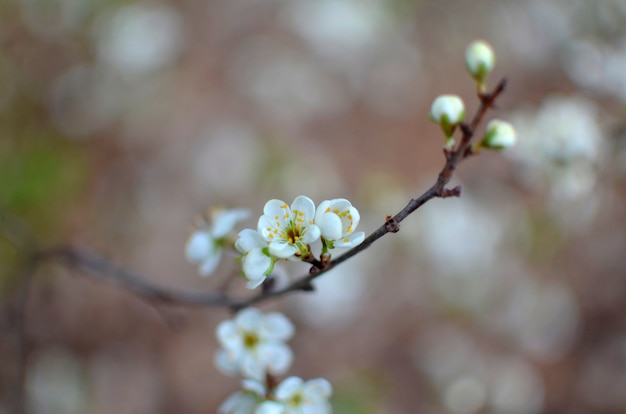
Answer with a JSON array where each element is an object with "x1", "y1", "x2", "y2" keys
[
  {"x1": 429, "y1": 95, "x2": 465, "y2": 140},
  {"x1": 465, "y1": 40, "x2": 495, "y2": 85},
  {"x1": 257, "y1": 196, "x2": 321, "y2": 259},
  {"x1": 235, "y1": 229, "x2": 275, "y2": 289},
  {"x1": 314, "y1": 199, "x2": 364, "y2": 249},
  {"x1": 219, "y1": 379, "x2": 267, "y2": 414},
  {"x1": 481, "y1": 119, "x2": 516, "y2": 150},
  {"x1": 256, "y1": 376, "x2": 333, "y2": 414},
  {"x1": 185, "y1": 208, "x2": 249, "y2": 276},
  {"x1": 215, "y1": 308, "x2": 295, "y2": 381}
]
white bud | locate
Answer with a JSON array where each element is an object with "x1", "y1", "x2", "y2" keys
[
  {"x1": 430, "y1": 95, "x2": 466, "y2": 139},
  {"x1": 482, "y1": 119, "x2": 516, "y2": 150},
  {"x1": 465, "y1": 40, "x2": 495, "y2": 85}
]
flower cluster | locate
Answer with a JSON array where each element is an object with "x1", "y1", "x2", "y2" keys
[
  {"x1": 216, "y1": 308, "x2": 333, "y2": 414},
  {"x1": 236, "y1": 195, "x2": 364, "y2": 289}
]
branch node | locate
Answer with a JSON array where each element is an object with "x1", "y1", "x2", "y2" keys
[
  {"x1": 442, "y1": 186, "x2": 462, "y2": 198},
  {"x1": 261, "y1": 276, "x2": 276, "y2": 293},
  {"x1": 301, "y1": 282, "x2": 315, "y2": 292},
  {"x1": 460, "y1": 123, "x2": 473, "y2": 138},
  {"x1": 384, "y1": 216, "x2": 400, "y2": 233}
]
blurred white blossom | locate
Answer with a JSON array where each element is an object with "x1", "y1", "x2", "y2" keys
[
  {"x1": 95, "y1": 4, "x2": 184, "y2": 75},
  {"x1": 215, "y1": 308, "x2": 294, "y2": 381},
  {"x1": 481, "y1": 119, "x2": 516, "y2": 150},
  {"x1": 26, "y1": 348, "x2": 88, "y2": 414},
  {"x1": 256, "y1": 377, "x2": 332, "y2": 414},
  {"x1": 185, "y1": 208, "x2": 249, "y2": 276},
  {"x1": 218, "y1": 379, "x2": 267, "y2": 414},
  {"x1": 488, "y1": 358, "x2": 544, "y2": 414},
  {"x1": 507, "y1": 95, "x2": 605, "y2": 229},
  {"x1": 495, "y1": 279, "x2": 579, "y2": 361},
  {"x1": 465, "y1": 40, "x2": 495, "y2": 88},
  {"x1": 563, "y1": 39, "x2": 626, "y2": 102}
]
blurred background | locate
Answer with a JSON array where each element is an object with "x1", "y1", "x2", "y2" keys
[{"x1": 1, "y1": 0, "x2": 626, "y2": 412}]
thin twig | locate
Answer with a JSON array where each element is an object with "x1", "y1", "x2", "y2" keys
[{"x1": 39, "y1": 247, "x2": 232, "y2": 308}]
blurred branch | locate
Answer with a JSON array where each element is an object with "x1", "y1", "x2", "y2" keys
[
  {"x1": 31, "y1": 79, "x2": 507, "y2": 313},
  {"x1": 39, "y1": 247, "x2": 232, "y2": 308}
]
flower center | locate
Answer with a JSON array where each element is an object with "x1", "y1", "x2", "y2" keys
[
  {"x1": 243, "y1": 332, "x2": 259, "y2": 349},
  {"x1": 285, "y1": 227, "x2": 301, "y2": 245},
  {"x1": 288, "y1": 392, "x2": 303, "y2": 407}
]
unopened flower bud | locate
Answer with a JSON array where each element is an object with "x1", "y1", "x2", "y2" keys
[
  {"x1": 465, "y1": 40, "x2": 495, "y2": 89},
  {"x1": 481, "y1": 119, "x2": 516, "y2": 150},
  {"x1": 429, "y1": 94, "x2": 466, "y2": 142}
]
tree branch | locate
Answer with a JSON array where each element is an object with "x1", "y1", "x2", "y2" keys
[{"x1": 33, "y1": 78, "x2": 508, "y2": 313}]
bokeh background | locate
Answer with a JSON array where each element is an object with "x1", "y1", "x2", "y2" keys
[{"x1": 2, "y1": 0, "x2": 626, "y2": 412}]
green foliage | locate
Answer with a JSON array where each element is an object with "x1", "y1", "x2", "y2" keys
[{"x1": 0, "y1": 135, "x2": 87, "y2": 240}]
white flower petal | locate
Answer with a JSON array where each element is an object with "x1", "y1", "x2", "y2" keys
[
  {"x1": 259, "y1": 342, "x2": 293, "y2": 376},
  {"x1": 263, "y1": 199, "x2": 287, "y2": 216},
  {"x1": 242, "y1": 379, "x2": 267, "y2": 396},
  {"x1": 269, "y1": 242, "x2": 298, "y2": 259},
  {"x1": 261, "y1": 313, "x2": 295, "y2": 341},
  {"x1": 241, "y1": 353, "x2": 266, "y2": 381},
  {"x1": 218, "y1": 391, "x2": 259, "y2": 414},
  {"x1": 263, "y1": 199, "x2": 291, "y2": 228},
  {"x1": 255, "y1": 401, "x2": 285, "y2": 414},
  {"x1": 236, "y1": 308, "x2": 264, "y2": 331},
  {"x1": 318, "y1": 213, "x2": 343, "y2": 241},
  {"x1": 246, "y1": 276, "x2": 266, "y2": 289},
  {"x1": 291, "y1": 195, "x2": 316, "y2": 220},
  {"x1": 236, "y1": 229, "x2": 267, "y2": 253},
  {"x1": 199, "y1": 248, "x2": 222, "y2": 276},
  {"x1": 216, "y1": 321, "x2": 240, "y2": 349},
  {"x1": 334, "y1": 231, "x2": 365, "y2": 248},
  {"x1": 212, "y1": 208, "x2": 250, "y2": 238},
  {"x1": 346, "y1": 206, "x2": 360, "y2": 230},
  {"x1": 314, "y1": 200, "x2": 332, "y2": 224},
  {"x1": 214, "y1": 349, "x2": 240, "y2": 376},
  {"x1": 304, "y1": 378, "x2": 332, "y2": 399},
  {"x1": 257, "y1": 215, "x2": 278, "y2": 241},
  {"x1": 329, "y1": 198, "x2": 351, "y2": 211},
  {"x1": 301, "y1": 224, "x2": 321, "y2": 244},
  {"x1": 275, "y1": 377, "x2": 304, "y2": 400},
  {"x1": 243, "y1": 248, "x2": 273, "y2": 284},
  {"x1": 185, "y1": 231, "x2": 214, "y2": 263}
]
